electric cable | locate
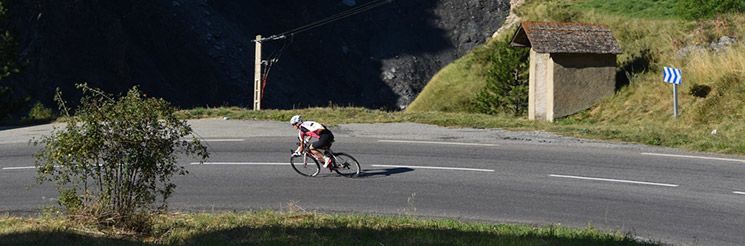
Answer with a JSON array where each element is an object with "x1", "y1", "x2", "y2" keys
[
  {"x1": 278, "y1": 0, "x2": 392, "y2": 37},
  {"x1": 261, "y1": 35, "x2": 293, "y2": 100},
  {"x1": 253, "y1": 0, "x2": 394, "y2": 104}
]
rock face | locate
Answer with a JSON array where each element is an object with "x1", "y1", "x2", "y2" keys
[{"x1": 6, "y1": 0, "x2": 508, "y2": 110}]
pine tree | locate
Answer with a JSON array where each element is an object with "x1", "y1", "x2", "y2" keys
[{"x1": 473, "y1": 35, "x2": 529, "y2": 116}]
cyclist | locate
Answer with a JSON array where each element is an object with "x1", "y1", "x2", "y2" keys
[{"x1": 290, "y1": 115, "x2": 337, "y2": 170}]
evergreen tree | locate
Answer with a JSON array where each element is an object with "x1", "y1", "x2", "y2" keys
[{"x1": 473, "y1": 35, "x2": 530, "y2": 116}]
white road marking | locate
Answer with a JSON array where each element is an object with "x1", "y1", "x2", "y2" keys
[
  {"x1": 201, "y1": 139, "x2": 244, "y2": 142},
  {"x1": 372, "y1": 164, "x2": 494, "y2": 172},
  {"x1": 378, "y1": 139, "x2": 498, "y2": 147},
  {"x1": 641, "y1": 152, "x2": 745, "y2": 163},
  {"x1": 2, "y1": 166, "x2": 36, "y2": 170},
  {"x1": 549, "y1": 174, "x2": 679, "y2": 187},
  {"x1": 190, "y1": 162, "x2": 286, "y2": 165},
  {"x1": 733, "y1": 191, "x2": 745, "y2": 195},
  {"x1": 190, "y1": 162, "x2": 495, "y2": 173}
]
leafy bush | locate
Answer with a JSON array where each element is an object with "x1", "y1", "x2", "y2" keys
[
  {"x1": 26, "y1": 101, "x2": 53, "y2": 120},
  {"x1": 676, "y1": 0, "x2": 745, "y2": 20},
  {"x1": 31, "y1": 84, "x2": 209, "y2": 229},
  {"x1": 471, "y1": 35, "x2": 530, "y2": 116}
]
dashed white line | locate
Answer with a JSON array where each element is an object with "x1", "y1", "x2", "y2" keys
[
  {"x1": 549, "y1": 174, "x2": 679, "y2": 187},
  {"x1": 641, "y1": 152, "x2": 745, "y2": 163},
  {"x1": 190, "y1": 162, "x2": 495, "y2": 173},
  {"x1": 201, "y1": 139, "x2": 244, "y2": 142},
  {"x1": 372, "y1": 164, "x2": 494, "y2": 172},
  {"x1": 378, "y1": 139, "x2": 498, "y2": 147},
  {"x1": 734, "y1": 191, "x2": 745, "y2": 195},
  {"x1": 190, "y1": 162, "x2": 286, "y2": 165},
  {"x1": 2, "y1": 166, "x2": 36, "y2": 170}
]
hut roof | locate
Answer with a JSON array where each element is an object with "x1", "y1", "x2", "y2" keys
[{"x1": 510, "y1": 22, "x2": 622, "y2": 54}]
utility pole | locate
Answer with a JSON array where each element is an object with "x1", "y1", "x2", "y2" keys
[
  {"x1": 253, "y1": 35, "x2": 262, "y2": 111},
  {"x1": 252, "y1": 35, "x2": 285, "y2": 111}
]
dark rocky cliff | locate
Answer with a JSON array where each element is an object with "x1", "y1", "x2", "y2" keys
[{"x1": 6, "y1": 0, "x2": 508, "y2": 110}]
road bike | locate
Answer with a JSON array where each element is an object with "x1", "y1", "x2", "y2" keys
[{"x1": 290, "y1": 142, "x2": 360, "y2": 177}]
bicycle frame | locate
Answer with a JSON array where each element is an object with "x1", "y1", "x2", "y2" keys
[{"x1": 291, "y1": 141, "x2": 360, "y2": 177}]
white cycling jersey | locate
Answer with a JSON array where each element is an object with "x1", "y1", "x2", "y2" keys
[{"x1": 298, "y1": 121, "x2": 326, "y2": 140}]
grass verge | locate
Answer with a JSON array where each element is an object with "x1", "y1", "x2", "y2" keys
[
  {"x1": 178, "y1": 106, "x2": 745, "y2": 156},
  {"x1": 0, "y1": 210, "x2": 660, "y2": 245}
]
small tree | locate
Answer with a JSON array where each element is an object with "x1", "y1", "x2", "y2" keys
[
  {"x1": 32, "y1": 84, "x2": 208, "y2": 228},
  {"x1": 472, "y1": 35, "x2": 530, "y2": 116}
]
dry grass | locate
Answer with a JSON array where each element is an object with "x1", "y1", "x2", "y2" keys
[
  {"x1": 0, "y1": 211, "x2": 660, "y2": 245},
  {"x1": 406, "y1": 52, "x2": 488, "y2": 112},
  {"x1": 404, "y1": 1, "x2": 745, "y2": 155}
]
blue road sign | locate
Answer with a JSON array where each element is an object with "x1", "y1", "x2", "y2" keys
[{"x1": 663, "y1": 67, "x2": 681, "y2": 85}]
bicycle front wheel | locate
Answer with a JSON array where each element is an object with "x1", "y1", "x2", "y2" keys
[
  {"x1": 291, "y1": 154, "x2": 321, "y2": 177},
  {"x1": 333, "y1": 153, "x2": 360, "y2": 178}
]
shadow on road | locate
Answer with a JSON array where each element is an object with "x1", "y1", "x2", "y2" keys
[
  {"x1": 358, "y1": 167, "x2": 414, "y2": 178},
  {"x1": 0, "y1": 120, "x2": 53, "y2": 131}
]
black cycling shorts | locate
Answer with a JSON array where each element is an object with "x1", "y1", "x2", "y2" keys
[{"x1": 311, "y1": 129, "x2": 334, "y2": 149}]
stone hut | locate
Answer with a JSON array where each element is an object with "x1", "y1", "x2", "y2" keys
[{"x1": 510, "y1": 22, "x2": 622, "y2": 121}]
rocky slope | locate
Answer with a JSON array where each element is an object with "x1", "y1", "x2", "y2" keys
[{"x1": 6, "y1": 0, "x2": 508, "y2": 110}]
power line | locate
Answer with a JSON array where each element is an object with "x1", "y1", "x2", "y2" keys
[
  {"x1": 279, "y1": 0, "x2": 393, "y2": 36},
  {"x1": 251, "y1": 0, "x2": 394, "y2": 110},
  {"x1": 254, "y1": 0, "x2": 393, "y2": 42},
  {"x1": 261, "y1": 35, "x2": 293, "y2": 100}
]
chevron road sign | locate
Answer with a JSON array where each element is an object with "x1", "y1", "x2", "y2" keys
[
  {"x1": 663, "y1": 67, "x2": 682, "y2": 85},
  {"x1": 663, "y1": 67, "x2": 681, "y2": 118}
]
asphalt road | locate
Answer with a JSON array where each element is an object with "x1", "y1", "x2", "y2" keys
[{"x1": 2, "y1": 119, "x2": 745, "y2": 246}]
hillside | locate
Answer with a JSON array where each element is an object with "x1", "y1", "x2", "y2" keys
[
  {"x1": 407, "y1": 0, "x2": 745, "y2": 154},
  {"x1": 2, "y1": 0, "x2": 508, "y2": 111}
]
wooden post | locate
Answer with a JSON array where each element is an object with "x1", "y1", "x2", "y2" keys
[{"x1": 254, "y1": 35, "x2": 262, "y2": 111}]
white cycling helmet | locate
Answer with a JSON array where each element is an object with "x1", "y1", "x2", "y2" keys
[{"x1": 290, "y1": 115, "x2": 303, "y2": 126}]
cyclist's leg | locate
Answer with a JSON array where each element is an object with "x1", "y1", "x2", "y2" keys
[
  {"x1": 312, "y1": 130, "x2": 334, "y2": 167},
  {"x1": 312, "y1": 130, "x2": 333, "y2": 152},
  {"x1": 308, "y1": 144, "x2": 325, "y2": 160}
]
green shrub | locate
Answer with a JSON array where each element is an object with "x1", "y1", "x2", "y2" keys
[
  {"x1": 31, "y1": 83, "x2": 209, "y2": 229},
  {"x1": 26, "y1": 101, "x2": 53, "y2": 120},
  {"x1": 471, "y1": 35, "x2": 530, "y2": 116},
  {"x1": 676, "y1": 0, "x2": 745, "y2": 20}
]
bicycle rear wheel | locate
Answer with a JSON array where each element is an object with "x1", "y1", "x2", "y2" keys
[
  {"x1": 332, "y1": 153, "x2": 360, "y2": 178},
  {"x1": 290, "y1": 154, "x2": 320, "y2": 177}
]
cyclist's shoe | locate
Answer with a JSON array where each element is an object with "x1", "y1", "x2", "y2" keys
[{"x1": 322, "y1": 157, "x2": 332, "y2": 168}]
